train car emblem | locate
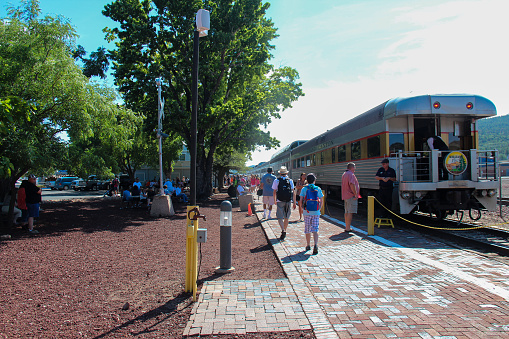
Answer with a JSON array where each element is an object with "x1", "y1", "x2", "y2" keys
[{"x1": 444, "y1": 151, "x2": 468, "y2": 175}]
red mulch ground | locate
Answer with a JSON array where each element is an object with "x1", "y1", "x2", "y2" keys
[{"x1": 0, "y1": 193, "x2": 315, "y2": 338}]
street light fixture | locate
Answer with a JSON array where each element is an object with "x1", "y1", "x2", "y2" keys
[{"x1": 190, "y1": 9, "x2": 210, "y2": 206}]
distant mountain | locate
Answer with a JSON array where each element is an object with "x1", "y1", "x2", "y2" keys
[{"x1": 478, "y1": 114, "x2": 509, "y2": 160}]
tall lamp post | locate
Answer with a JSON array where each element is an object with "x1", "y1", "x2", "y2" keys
[{"x1": 190, "y1": 9, "x2": 210, "y2": 206}]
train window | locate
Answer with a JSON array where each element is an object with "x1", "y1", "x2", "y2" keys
[
  {"x1": 306, "y1": 155, "x2": 311, "y2": 167},
  {"x1": 351, "y1": 141, "x2": 361, "y2": 160},
  {"x1": 312, "y1": 154, "x2": 316, "y2": 166},
  {"x1": 293, "y1": 160, "x2": 297, "y2": 169},
  {"x1": 320, "y1": 152, "x2": 324, "y2": 165},
  {"x1": 301, "y1": 157, "x2": 305, "y2": 167},
  {"x1": 367, "y1": 136, "x2": 380, "y2": 158},
  {"x1": 389, "y1": 133, "x2": 404, "y2": 155},
  {"x1": 331, "y1": 148, "x2": 336, "y2": 163},
  {"x1": 338, "y1": 145, "x2": 346, "y2": 162},
  {"x1": 449, "y1": 133, "x2": 461, "y2": 150}
]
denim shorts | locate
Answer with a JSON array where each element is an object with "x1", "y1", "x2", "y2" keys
[{"x1": 27, "y1": 203, "x2": 40, "y2": 218}]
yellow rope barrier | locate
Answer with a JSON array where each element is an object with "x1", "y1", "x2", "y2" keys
[
  {"x1": 321, "y1": 195, "x2": 509, "y2": 231},
  {"x1": 372, "y1": 196, "x2": 508, "y2": 231}
]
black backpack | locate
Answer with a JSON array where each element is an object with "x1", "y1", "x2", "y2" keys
[{"x1": 276, "y1": 177, "x2": 292, "y2": 202}]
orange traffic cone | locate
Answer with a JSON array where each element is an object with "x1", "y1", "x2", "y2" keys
[{"x1": 247, "y1": 203, "x2": 252, "y2": 216}]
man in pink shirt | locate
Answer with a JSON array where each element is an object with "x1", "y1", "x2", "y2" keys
[{"x1": 341, "y1": 162, "x2": 360, "y2": 232}]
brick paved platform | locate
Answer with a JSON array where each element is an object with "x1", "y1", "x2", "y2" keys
[{"x1": 184, "y1": 201, "x2": 509, "y2": 338}]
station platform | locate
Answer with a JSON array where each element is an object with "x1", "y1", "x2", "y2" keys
[{"x1": 184, "y1": 202, "x2": 509, "y2": 338}]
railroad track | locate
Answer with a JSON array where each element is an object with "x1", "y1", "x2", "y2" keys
[
  {"x1": 407, "y1": 214, "x2": 509, "y2": 257},
  {"x1": 498, "y1": 197, "x2": 509, "y2": 206},
  {"x1": 325, "y1": 198, "x2": 509, "y2": 257}
]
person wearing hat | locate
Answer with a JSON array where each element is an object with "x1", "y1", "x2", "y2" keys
[
  {"x1": 272, "y1": 166, "x2": 294, "y2": 241},
  {"x1": 260, "y1": 167, "x2": 276, "y2": 219},
  {"x1": 375, "y1": 159, "x2": 397, "y2": 218},
  {"x1": 25, "y1": 174, "x2": 42, "y2": 234}
]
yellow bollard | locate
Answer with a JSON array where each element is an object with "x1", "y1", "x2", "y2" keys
[
  {"x1": 367, "y1": 196, "x2": 374, "y2": 235},
  {"x1": 185, "y1": 206, "x2": 199, "y2": 301},
  {"x1": 320, "y1": 192, "x2": 326, "y2": 215}
]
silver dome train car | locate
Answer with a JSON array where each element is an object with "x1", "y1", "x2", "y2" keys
[{"x1": 260, "y1": 94, "x2": 499, "y2": 219}]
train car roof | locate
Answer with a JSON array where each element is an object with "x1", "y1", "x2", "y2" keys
[
  {"x1": 290, "y1": 94, "x2": 496, "y2": 156},
  {"x1": 270, "y1": 140, "x2": 308, "y2": 160},
  {"x1": 384, "y1": 94, "x2": 496, "y2": 119}
]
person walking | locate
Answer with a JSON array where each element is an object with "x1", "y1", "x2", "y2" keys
[
  {"x1": 299, "y1": 173, "x2": 323, "y2": 255},
  {"x1": 25, "y1": 174, "x2": 42, "y2": 234},
  {"x1": 111, "y1": 176, "x2": 119, "y2": 197},
  {"x1": 374, "y1": 159, "x2": 397, "y2": 217},
  {"x1": 260, "y1": 167, "x2": 277, "y2": 219},
  {"x1": 341, "y1": 163, "x2": 360, "y2": 233},
  {"x1": 293, "y1": 172, "x2": 307, "y2": 221},
  {"x1": 272, "y1": 166, "x2": 294, "y2": 241}
]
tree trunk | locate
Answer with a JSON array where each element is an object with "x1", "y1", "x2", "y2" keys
[
  {"x1": 0, "y1": 176, "x2": 16, "y2": 233},
  {"x1": 196, "y1": 151, "x2": 215, "y2": 200},
  {"x1": 216, "y1": 168, "x2": 226, "y2": 190}
]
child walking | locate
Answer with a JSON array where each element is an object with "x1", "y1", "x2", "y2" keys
[{"x1": 299, "y1": 173, "x2": 324, "y2": 255}]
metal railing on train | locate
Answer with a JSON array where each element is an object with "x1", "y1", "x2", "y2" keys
[{"x1": 392, "y1": 149, "x2": 499, "y2": 183}]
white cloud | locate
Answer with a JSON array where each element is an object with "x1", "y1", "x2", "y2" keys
[{"x1": 250, "y1": 0, "x2": 509, "y2": 166}]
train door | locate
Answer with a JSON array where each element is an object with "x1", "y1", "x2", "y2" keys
[
  {"x1": 413, "y1": 117, "x2": 437, "y2": 151},
  {"x1": 449, "y1": 120, "x2": 473, "y2": 150}
]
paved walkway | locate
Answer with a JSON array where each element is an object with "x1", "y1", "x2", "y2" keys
[{"x1": 184, "y1": 201, "x2": 509, "y2": 338}]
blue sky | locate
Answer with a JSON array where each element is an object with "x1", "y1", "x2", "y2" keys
[{"x1": 2, "y1": 0, "x2": 508, "y2": 166}]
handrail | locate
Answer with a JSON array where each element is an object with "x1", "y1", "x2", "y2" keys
[{"x1": 396, "y1": 149, "x2": 499, "y2": 183}]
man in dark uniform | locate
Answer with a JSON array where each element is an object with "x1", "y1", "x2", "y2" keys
[{"x1": 375, "y1": 159, "x2": 397, "y2": 218}]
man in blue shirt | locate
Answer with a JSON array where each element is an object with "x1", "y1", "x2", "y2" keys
[
  {"x1": 260, "y1": 167, "x2": 276, "y2": 219},
  {"x1": 164, "y1": 178, "x2": 174, "y2": 194}
]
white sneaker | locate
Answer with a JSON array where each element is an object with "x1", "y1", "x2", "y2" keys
[
  {"x1": 268, "y1": 212, "x2": 271, "y2": 219},
  {"x1": 263, "y1": 212, "x2": 267, "y2": 219}
]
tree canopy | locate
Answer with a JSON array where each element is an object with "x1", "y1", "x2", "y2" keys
[
  {"x1": 103, "y1": 0, "x2": 304, "y2": 198},
  {"x1": 0, "y1": 0, "x2": 146, "y2": 230}
]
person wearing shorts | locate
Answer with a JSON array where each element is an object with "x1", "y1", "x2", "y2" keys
[
  {"x1": 299, "y1": 174, "x2": 323, "y2": 255},
  {"x1": 272, "y1": 166, "x2": 294, "y2": 241},
  {"x1": 341, "y1": 162, "x2": 360, "y2": 233},
  {"x1": 260, "y1": 167, "x2": 276, "y2": 219}
]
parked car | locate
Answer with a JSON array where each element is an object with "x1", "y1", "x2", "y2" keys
[
  {"x1": 71, "y1": 179, "x2": 86, "y2": 191},
  {"x1": 47, "y1": 181, "x2": 56, "y2": 189},
  {"x1": 55, "y1": 177, "x2": 79, "y2": 191}
]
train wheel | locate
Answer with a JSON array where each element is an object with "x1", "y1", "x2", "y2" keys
[{"x1": 469, "y1": 208, "x2": 482, "y2": 221}]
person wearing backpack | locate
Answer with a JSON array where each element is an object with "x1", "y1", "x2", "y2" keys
[
  {"x1": 299, "y1": 173, "x2": 323, "y2": 255},
  {"x1": 272, "y1": 166, "x2": 294, "y2": 241}
]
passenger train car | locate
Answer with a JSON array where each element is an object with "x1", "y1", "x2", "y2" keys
[{"x1": 253, "y1": 94, "x2": 499, "y2": 218}]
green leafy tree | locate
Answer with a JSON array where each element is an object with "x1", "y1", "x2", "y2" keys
[
  {"x1": 0, "y1": 0, "x2": 90, "y2": 188},
  {"x1": 103, "y1": 0, "x2": 303, "y2": 198},
  {"x1": 66, "y1": 83, "x2": 145, "y2": 179},
  {"x1": 213, "y1": 147, "x2": 250, "y2": 189},
  {"x1": 73, "y1": 45, "x2": 110, "y2": 79},
  {"x1": 0, "y1": 0, "x2": 131, "y2": 229}
]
